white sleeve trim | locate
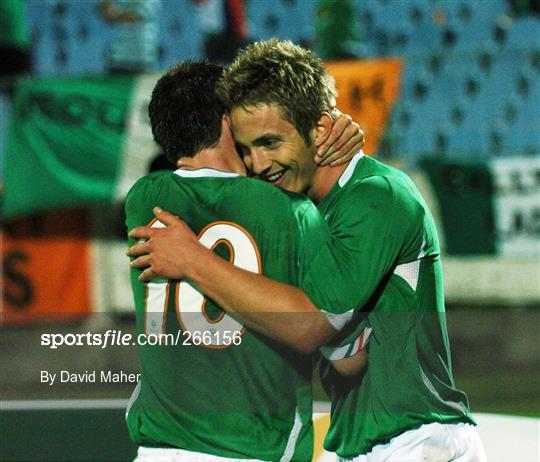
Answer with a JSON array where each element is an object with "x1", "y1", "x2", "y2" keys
[
  {"x1": 320, "y1": 327, "x2": 373, "y2": 361},
  {"x1": 321, "y1": 308, "x2": 355, "y2": 331},
  {"x1": 338, "y1": 151, "x2": 365, "y2": 187},
  {"x1": 393, "y1": 259, "x2": 421, "y2": 292}
]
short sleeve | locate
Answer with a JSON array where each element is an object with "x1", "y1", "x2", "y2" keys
[
  {"x1": 319, "y1": 312, "x2": 372, "y2": 360},
  {"x1": 300, "y1": 176, "x2": 407, "y2": 324}
]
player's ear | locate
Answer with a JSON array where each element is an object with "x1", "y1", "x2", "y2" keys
[{"x1": 313, "y1": 112, "x2": 333, "y2": 146}]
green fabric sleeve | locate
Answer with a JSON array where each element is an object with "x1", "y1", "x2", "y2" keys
[{"x1": 300, "y1": 176, "x2": 415, "y2": 316}]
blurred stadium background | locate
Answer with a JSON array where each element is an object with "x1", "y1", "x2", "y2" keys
[{"x1": 1, "y1": 0, "x2": 539, "y2": 460}]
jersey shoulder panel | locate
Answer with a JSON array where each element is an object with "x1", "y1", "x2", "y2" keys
[
  {"x1": 342, "y1": 161, "x2": 438, "y2": 262},
  {"x1": 126, "y1": 170, "x2": 173, "y2": 202},
  {"x1": 125, "y1": 171, "x2": 177, "y2": 228},
  {"x1": 341, "y1": 163, "x2": 422, "y2": 224}
]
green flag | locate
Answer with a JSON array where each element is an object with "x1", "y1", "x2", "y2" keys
[
  {"x1": 3, "y1": 74, "x2": 159, "y2": 219},
  {"x1": 420, "y1": 156, "x2": 540, "y2": 256}
]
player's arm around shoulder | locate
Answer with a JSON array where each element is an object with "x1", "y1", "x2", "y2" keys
[
  {"x1": 127, "y1": 196, "x2": 337, "y2": 355},
  {"x1": 238, "y1": 186, "x2": 338, "y2": 355}
]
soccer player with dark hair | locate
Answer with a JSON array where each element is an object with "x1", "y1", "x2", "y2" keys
[
  {"x1": 129, "y1": 41, "x2": 486, "y2": 461},
  {"x1": 126, "y1": 60, "x2": 362, "y2": 461}
]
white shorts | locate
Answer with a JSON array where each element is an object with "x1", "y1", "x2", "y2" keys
[
  {"x1": 338, "y1": 422, "x2": 486, "y2": 462},
  {"x1": 134, "y1": 446, "x2": 269, "y2": 462}
]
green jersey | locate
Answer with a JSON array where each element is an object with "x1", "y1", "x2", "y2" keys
[
  {"x1": 301, "y1": 154, "x2": 473, "y2": 457},
  {"x1": 125, "y1": 168, "x2": 329, "y2": 461}
]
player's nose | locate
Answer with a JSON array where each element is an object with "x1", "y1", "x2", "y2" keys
[{"x1": 250, "y1": 150, "x2": 272, "y2": 176}]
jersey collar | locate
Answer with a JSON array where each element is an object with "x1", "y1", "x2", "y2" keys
[
  {"x1": 338, "y1": 151, "x2": 365, "y2": 188},
  {"x1": 174, "y1": 168, "x2": 240, "y2": 179}
]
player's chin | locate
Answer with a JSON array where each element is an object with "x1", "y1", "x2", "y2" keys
[
  {"x1": 277, "y1": 172, "x2": 303, "y2": 193},
  {"x1": 275, "y1": 178, "x2": 296, "y2": 193}
]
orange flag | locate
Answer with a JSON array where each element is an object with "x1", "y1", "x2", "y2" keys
[
  {"x1": 1, "y1": 210, "x2": 91, "y2": 324},
  {"x1": 326, "y1": 58, "x2": 403, "y2": 155}
]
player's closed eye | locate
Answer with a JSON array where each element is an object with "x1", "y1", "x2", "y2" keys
[{"x1": 260, "y1": 139, "x2": 280, "y2": 149}]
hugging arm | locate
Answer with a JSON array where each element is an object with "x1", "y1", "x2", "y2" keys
[
  {"x1": 128, "y1": 208, "x2": 336, "y2": 355},
  {"x1": 128, "y1": 211, "x2": 369, "y2": 375},
  {"x1": 315, "y1": 110, "x2": 365, "y2": 166}
]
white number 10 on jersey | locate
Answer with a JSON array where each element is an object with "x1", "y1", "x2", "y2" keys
[{"x1": 144, "y1": 221, "x2": 261, "y2": 349}]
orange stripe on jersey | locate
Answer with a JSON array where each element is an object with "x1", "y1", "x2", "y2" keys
[{"x1": 196, "y1": 220, "x2": 262, "y2": 276}]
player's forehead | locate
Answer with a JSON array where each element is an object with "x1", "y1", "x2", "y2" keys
[{"x1": 229, "y1": 104, "x2": 294, "y2": 144}]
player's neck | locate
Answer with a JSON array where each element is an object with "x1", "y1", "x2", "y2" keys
[
  {"x1": 176, "y1": 147, "x2": 244, "y2": 175},
  {"x1": 307, "y1": 162, "x2": 348, "y2": 203}
]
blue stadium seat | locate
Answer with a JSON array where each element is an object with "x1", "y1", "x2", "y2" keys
[
  {"x1": 28, "y1": 0, "x2": 55, "y2": 75},
  {"x1": 406, "y1": 20, "x2": 441, "y2": 55},
  {"x1": 446, "y1": 122, "x2": 490, "y2": 157},
  {"x1": 159, "y1": 0, "x2": 204, "y2": 67},
  {"x1": 505, "y1": 81, "x2": 540, "y2": 154},
  {"x1": 28, "y1": 0, "x2": 111, "y2": 75},
  {"x1": 469, "y1": 0, "x2": 509, "y2": 33},
  {"x1": 247, "y1": 0, "x2": 315, "y2": 43},
  {"x1": 506, "y1": 17, "x2": 540, "y2": 50},
  {"x1": 68, "y1": 1, "x2": 111, "y2": 74}
]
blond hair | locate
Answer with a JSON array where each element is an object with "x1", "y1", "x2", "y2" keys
[{"x1": 224, "y1": 39, "x2": 336, "y2": 144}]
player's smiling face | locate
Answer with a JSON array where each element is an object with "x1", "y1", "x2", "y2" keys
[{"x1": 230, "y1": 104, "x2": 317, "y2": 194}]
